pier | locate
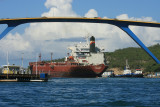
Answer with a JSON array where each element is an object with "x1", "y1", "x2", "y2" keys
[{"x1": 0, "y1": 73, "x2": 48, "y2": 82}]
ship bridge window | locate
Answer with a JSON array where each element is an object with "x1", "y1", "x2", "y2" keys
[
  {"x1": 80, "y1": 53, "x2": 84, "y2": 55},
  {"x1": 81, "y1": 49, "x2": 89, "y2": 51},
  {"x1": 78, "y1": 52, "x2": 89, "y2": 56},
  {"x1": 77, "y1": 53, "x2": 84, "y2": 55},
  {"x1": 71, "y1": 63, "x2": 78, "y2": 65}
]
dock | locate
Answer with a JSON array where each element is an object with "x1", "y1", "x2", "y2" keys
[{"x1": 0, "y1": 73, "x2": 48, "y2": 82}]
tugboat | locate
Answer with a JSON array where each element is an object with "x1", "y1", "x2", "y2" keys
[
  {"x1": 115, "y1": 60, "x2": 143, "y2": 78},
  {"x1": 29, "y1": 36, "x2": 108, "y2": 78}
]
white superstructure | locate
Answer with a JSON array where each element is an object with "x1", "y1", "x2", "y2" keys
[
  {"x1": 135, "y1": 69, "x2": 143, "y2": 74},
  {"x1": 66, "y1": 36, "x2": 106, "y2": 65}
]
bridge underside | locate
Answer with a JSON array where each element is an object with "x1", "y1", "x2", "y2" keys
[{"x1": 0, "y1": 17, "x2": 160, "y2": 64}]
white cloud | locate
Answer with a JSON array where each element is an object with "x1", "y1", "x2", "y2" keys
[
  {"x1": 116, "y1": 14, "x2": 156, "y2": 22},
  {"x1": 116, "y1": 14, "x2": 129, "y2": 20},
  {"x1": 44, "y1": 0, "x2": 72, "y2": 9},
  {"x1": 42, "y1": 0, "x2": 77, "y2": 17},
  {"x1": 0, "y1": 0, "x2": 160, "y2": 66},
  {"x1": 0, "y1": 33, "x2": 32, "y2": 52},
  {"x1": 84, "y1": 9, "x2": 98, "y2": 18}
]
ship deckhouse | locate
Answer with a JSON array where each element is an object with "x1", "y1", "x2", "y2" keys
[{"x1": 67, "y1": 36, "x2": 106, "y2": 65}]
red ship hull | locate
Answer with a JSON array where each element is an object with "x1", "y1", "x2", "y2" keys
[{"x1": 29, "y1": 61, "x2": 108, "y2": 78}]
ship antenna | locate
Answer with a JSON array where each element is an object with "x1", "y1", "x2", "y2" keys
[
  {"x1": 39, "y1": 53, "x2": 41, "y2": 62},
  {"x1": 84, "y1": 33, "x2": 90, "y2": 44},
  {"x1": 21, "y1": 53, "x2": 24, "y2": 68}
]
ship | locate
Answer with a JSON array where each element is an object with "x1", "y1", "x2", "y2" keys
[{"x1": 29, "y1": 36, "x2": 108, "y2": 78}]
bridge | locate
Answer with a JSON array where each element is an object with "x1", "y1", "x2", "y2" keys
[{"x1": 0, "y1": 17, "x2": 160, "y2": 64}]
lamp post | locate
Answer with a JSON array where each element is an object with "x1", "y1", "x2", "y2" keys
[{"x1": 21, "y1": 53, "x2": 24, "y2": 74}]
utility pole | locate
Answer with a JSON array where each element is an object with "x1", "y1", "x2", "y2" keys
[
  {"x1": 36, "y1": 53, "x2": 37, "y2": 77},
  {"x1": 51, "y1": 52, "x2": 53, "y2": 63}
]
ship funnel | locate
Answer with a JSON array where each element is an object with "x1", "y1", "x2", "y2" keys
[{"x1": 90, "y1": 36, "x2": 96, "y2": 53}]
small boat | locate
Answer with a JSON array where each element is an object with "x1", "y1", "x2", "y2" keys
[
  {"x1": 135, "y1": 69, "x2": 143, "y2": 74},
  {"x1": 132, "y1": 68, "x2": 143, "y2": 77}
]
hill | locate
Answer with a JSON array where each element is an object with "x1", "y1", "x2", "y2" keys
[{"x1": 105, "y1": 44, "x2": 160, "y2": 73}]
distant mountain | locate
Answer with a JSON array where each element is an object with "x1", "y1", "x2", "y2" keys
[{"x1": 105, "y1": 44, "x2": 160, "y2": 73}]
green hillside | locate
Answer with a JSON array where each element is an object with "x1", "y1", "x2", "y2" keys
[{"x1": 105, "y1": 44, "x2": 160, "y2": 72}]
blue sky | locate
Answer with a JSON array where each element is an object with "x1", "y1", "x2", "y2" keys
[
  {"x1": 0, "y1": 0, "x2": 160, "y2": 21},
  {"x1": 0, "y1": 0, "x2": 160, "y2": 67},
  {"x1": 73, "y1": 0, "x2": 160, "y2": 21}
]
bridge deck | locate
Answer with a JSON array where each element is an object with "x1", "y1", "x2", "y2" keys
[{"x1": 0, "y1": 17, "x2": 160, "y2": 27}]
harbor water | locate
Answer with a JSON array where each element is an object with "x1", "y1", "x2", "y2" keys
[{"x1": 0, "y1": 78, "x2": 160, "y2": 107}]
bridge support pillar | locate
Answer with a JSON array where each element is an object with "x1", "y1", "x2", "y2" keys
[
  {"x1": 0, "y1": 25, "x2": 17, "y2": 40},
  {"x1": 117, "y1": 25, "x2": 160, "y2": 64}
]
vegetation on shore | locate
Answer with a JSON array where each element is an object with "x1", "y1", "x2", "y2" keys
[
  {"x1": 105, "y1": 44, "x2": 160, "y2": 73},
  {"x1": 43, "y1": 58, "x2": 65, "y2": 63}
]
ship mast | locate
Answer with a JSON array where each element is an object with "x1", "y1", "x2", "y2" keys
[
  {"x1": 39, "y1": 53, "x2": 41, "y2": 62},
  {"x1": 126, "y1": 59, "x2": 130, "y2": 69},
  {"x1": 21, "y1": 53, "x2": 24, "y2": 68}
]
